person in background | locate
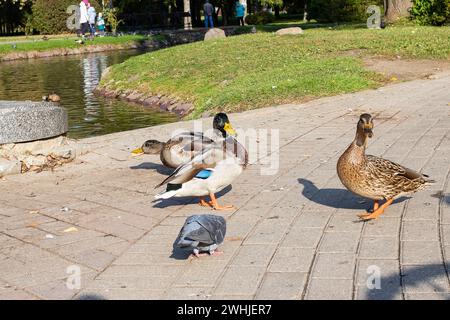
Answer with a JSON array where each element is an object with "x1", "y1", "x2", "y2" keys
[
  {"x1": 203, "y1": 0, "x2": 214, "y2": 29},
  {"x1": 97, "y1": 12, "x2": 106, "y2": 37},
  {"x1": 79, "y1": 0, "x2": 89, "y2": 38},
  {"x1": 235, "y1": 1, "x2": 245, "y2": 26},
  {"x1": 87, "y1": 3, "x2": 97, "y2": 39}
]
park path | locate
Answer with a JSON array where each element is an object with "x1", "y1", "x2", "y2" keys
[{"x1": 0, "y1": 71, "x2": 449, "y2": 300}]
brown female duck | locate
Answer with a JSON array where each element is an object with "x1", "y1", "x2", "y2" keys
[{"x1": 337, "y1": 113, "x2": 434, "y2": 220}]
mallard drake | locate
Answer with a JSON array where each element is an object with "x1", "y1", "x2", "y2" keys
[
  {"x1": 337, "y1": 113, "x2": 434, "y2": 220},
  {"x1": 131, "y1": 113, "x2": 236, "y2": 169},
  {"x1": 154, "y1": 126, "x2": 248, "y2": 210}
]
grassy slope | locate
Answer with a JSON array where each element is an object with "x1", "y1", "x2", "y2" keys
[
  {"x1": 101, "y1": 25, "x2": 450, "y2": 117},
  {"x1": 0, "y1": 35, "x2": 152, "y2": 55}
]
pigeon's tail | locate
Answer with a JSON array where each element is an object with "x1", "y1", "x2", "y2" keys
[{"x1": 154, "y1": 190, "x2": 177, "y2": 200}]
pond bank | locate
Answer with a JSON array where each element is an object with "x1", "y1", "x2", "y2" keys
[
  {"x1": 0, "y1": 26, "x2": 250, "y2": 62},
  {"x1": 95, "y1": 26, "x2": 450, "y2": 119}
]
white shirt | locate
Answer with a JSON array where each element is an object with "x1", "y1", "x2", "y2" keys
[{"x1": 79, "y1": 2, "x2": 88, "y2": 24}]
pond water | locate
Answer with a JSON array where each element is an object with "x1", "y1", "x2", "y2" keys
[{"x1": 0, "y1": 49, "x2": 177, "y2": 139}]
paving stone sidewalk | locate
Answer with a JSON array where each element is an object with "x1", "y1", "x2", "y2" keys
[{"x1": 0, "y1": 72, "x2": 449, "y2": 300}]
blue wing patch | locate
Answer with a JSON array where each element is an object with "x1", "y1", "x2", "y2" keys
[{"x1": 195, "y1": 169, "x2": 213, "y2": 179}]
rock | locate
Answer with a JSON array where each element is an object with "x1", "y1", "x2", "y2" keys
[
  {"x1": 143, "y1": 96, "x2": 160, "y2": 106},
  {"x1": 173, "y1": 103, "x2": 193, "y2": 115},
  {"x1": 275, "y1": 27, "x2": 304, "y2": 36},
  {"x1": 0, "y1": 159, "x2": 21, "y2": 177},
  {"x1": 160, "y1": 100, "x2": 171, "y2": 111},
  {"x1": 204, "y1": 28, "x2": 226, "y2": 41},
  {"x1": 0, "y1": 100, "x2": 68, "y2": 144},
  {"x1": 166, "y1": 103, "x2": 178, "y2": 112},
  {"x1": 126, "y1": 91, "x2": 142, "y2": 102}
]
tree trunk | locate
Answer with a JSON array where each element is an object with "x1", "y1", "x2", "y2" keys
[{"x1": 384, "y1": 0, "x2": 413, "y2": 23}]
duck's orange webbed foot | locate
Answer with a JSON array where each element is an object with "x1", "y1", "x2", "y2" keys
[
  {"x1": 209, "y1": 193, "x2": 235, "y2": 211},
  {"x1": 358, "y1": 199, "x2": 393, "y2": 221},
  {"x1": 199, "y1": 197, "x2": 212, "y2": 208}
]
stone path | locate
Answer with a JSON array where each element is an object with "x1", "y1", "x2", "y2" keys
[{"x1": 0, "y1": 72, "x2": 449, "y2": 300}]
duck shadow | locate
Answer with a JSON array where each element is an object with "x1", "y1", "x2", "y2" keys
[
  {"x1": 298, "y1": 178, "x2": 409, "y2": 210},
  {"x1": 152, "y1": 185, "x2": 233, "y2": 209},
  {"x1": 129, "y1": 162, "x2": 173, "y2": 175},
  {"x1": 431, "y1": 191, "x2": 450, "y2": 205}
]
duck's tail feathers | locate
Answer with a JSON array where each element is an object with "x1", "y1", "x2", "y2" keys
[
  {"x1": 422, "y1": 174, "x2": 436, "y2": 184},
  {"x1": 154, "y1": 190, "x2": 177, "y2": 200}
]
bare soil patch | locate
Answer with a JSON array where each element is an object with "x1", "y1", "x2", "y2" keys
[{"x1": 363, "y1": 57, "x2": 450, "y2": 81}]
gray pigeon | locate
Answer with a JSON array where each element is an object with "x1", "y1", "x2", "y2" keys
[{"x1": 175, "y1": 214, "x2": 226, "y2": 257}]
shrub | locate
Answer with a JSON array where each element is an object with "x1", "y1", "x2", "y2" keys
[
  {"x1": 244, "y1": 11, "x2": 275, "y2": 25},
  {"x1": 308, "y1": 0, "x2": 381, "y2": 23},
  {"x1": 411, "y1": 0, "x2": 450, "y2": 26},
  {"x1": 30, "y1": 0, "x2": 101, "y2": 34}
]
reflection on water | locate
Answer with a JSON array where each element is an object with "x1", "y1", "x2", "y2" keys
[{"x1": 0, "y1": 49, "x2": 177, "y2": 139}]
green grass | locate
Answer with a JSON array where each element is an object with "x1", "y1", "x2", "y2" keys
[
  {"x1": 100, "y1": 25, "x2": 450, "y2": 117},
  {"x1": 0, "y1": 34, "x2": 153, "y2": 55}
]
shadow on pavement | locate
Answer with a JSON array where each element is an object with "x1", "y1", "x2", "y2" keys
[
  {"x1": 75, "y1": 293, "x2": 107, "y2": 300},
  {"x1": 362, "y1": 264, "x2": 450, "y2": 300},
  {"x1": 297, "y1": 178, "x2": 409, "y2": 211},
  {"x1": 170, "y1": 247, "x2": 192, "y2": 260},
  {"x1": 129, "y1": 161, "x2": 173, "y2": 175}
]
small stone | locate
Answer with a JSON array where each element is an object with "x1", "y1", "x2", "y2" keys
[
  {"x1": 275, "y1": 27, "x2": 304, "y2": 36},
  {"x1": 204, "y1": 28, "x2": 226, "y2": 41}
]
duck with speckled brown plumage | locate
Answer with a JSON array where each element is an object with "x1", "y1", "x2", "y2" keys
[{"x1": 337, "y1": 113, "x2": 435, "y2": 220}]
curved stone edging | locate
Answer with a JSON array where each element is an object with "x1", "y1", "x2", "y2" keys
[{"x1": 94, "y1": 86, "x2": 194, "y2": 117}]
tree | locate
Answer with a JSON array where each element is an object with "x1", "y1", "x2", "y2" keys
[
  {"x1": 384, "y1": 0, "x2": 413, "y2": 22},
  {"x1": 0, "y1": 0, "x2": 32, "y2": 35}
]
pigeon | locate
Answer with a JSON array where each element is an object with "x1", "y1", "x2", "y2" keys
[
  {"x1": 42, "y1": 36, "x2": 49, "y2": 41},
  {"x1": 11, "y1": 43, "x2": 17, "y2": 49},
  {"x1": 174, "y1": 214, "x2": 226, "y2": 258}
]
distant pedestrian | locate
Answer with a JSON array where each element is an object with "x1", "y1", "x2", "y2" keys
[
  {"x1": 87, "y1": 3, "x2": 97, "y2": 39},
  {"x1": 97, "y1": 12, "x2": 106, "y2": 36},
  {"x1": 235, "y1": 1, "x2": 245, "y2": 26},
  {"x1": 203, "y1": 0, "x2": 214, "y2": 28},
  {"x1": 79, "y1": 0, "x2": 89, "y2": 38}
]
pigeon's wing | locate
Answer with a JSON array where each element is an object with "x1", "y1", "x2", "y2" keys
[
  {"x1": 175, "y1": 216, "x2": 216, "y2": 248},
  {"x1": 196, "y1": 215, "x2": 227, "y2": 245}
]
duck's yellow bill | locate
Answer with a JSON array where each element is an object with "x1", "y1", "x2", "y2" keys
[
  {"x1": 131, "y1": 147, "x2": 144, "y2": 155},
  {"x1": 224, "y1": 122, "x2": 237, "y2": 136}
]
